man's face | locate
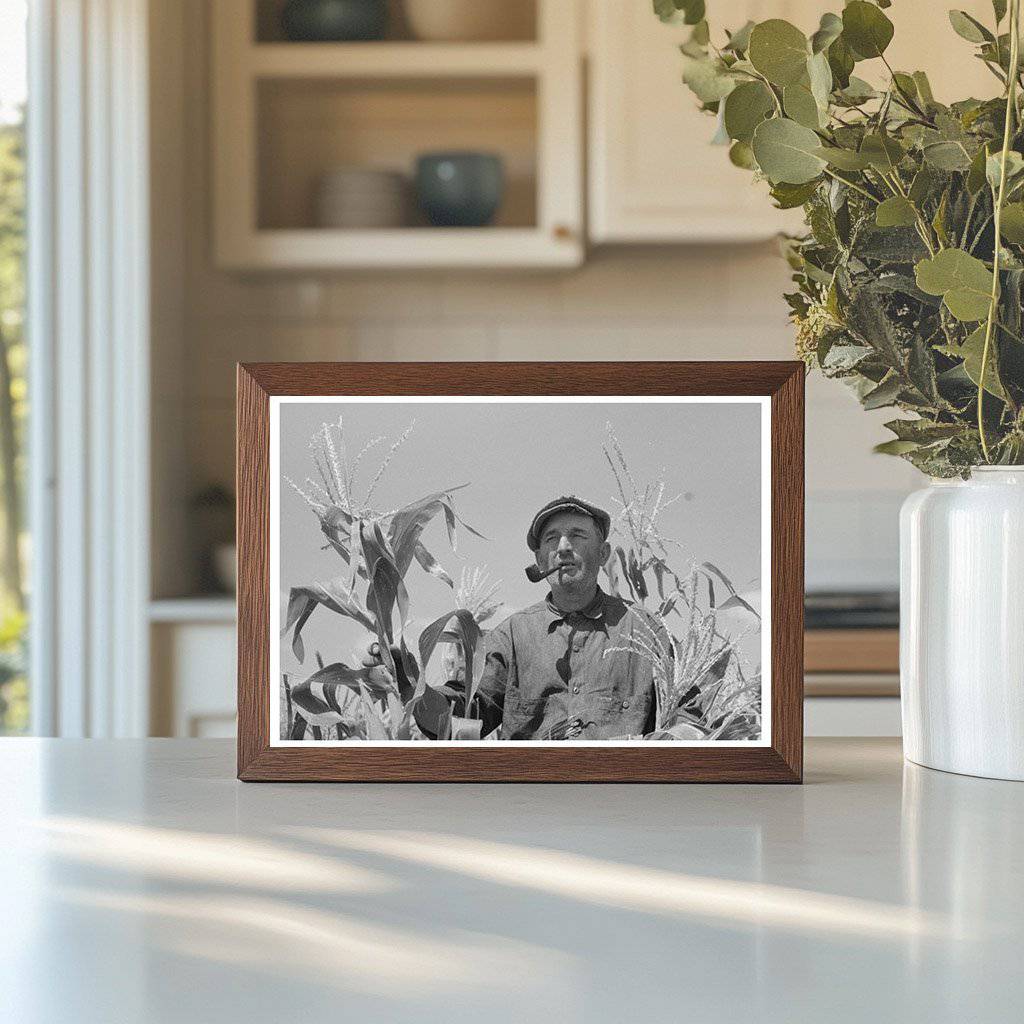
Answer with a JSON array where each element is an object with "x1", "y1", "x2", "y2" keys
[{"x1": 535, "y1": 512, "x2": 610, "y2": 590}]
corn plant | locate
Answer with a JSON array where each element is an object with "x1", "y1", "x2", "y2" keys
[
  {"x1": 282, "y1": 416, "x2": 492, "y2": 741},
  {"x1": 601, "y1": 424, "x2": 763, "y2": 740}
]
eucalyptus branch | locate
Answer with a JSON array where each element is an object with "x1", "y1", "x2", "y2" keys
[
  {"x1": 821, "y1": 167, "x2": 879, "y2": 204},
  {"x1": 880, "y1": 54, "x2": 930, "y2": 121},
  {"x1": 979, "y1": 0, "x2": 1021, "y2": 462}
]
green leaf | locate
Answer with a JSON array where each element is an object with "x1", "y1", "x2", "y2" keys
[
  {"x1": 958, "y1": 324, "x2": 1007, "y2": 398},
  {"x1": 909, "y1": 165, "x2": 936, "y2": 205},
  {"x1": 912, "y1": 71, "x2": 935, "y2": 105},
  {"x1": 915, "y1": 249, "x2": 994, "y2": 321},
  {"x1": 842, "y1": 1, "x2": 894, "y2": 59},
  {"x1": 828, "y1": 35, "x2": 855, "y2": 89},
  {"x1": 1000, "y1": 202, "x2": 1024, "y2": 242},
  {"x1": 885, "y1": 418, "x2": 964, "y2": 443},
  {"x1": 836, "y1": 75, "x2": 877, "y2": 104},
  {"x1": 807, "y1": 51, "x2": 833, "y2": 111},
  {"x1": 682, "y1": 1, "x2": 706, "y2": 27},
  {"x1": 653, "y1": 0, "x2": 676, "y2": 23},
  {"x1": 892, "y1": 72, "x2": 919, "y2": 103},
  {"x1": 815, "y1": 145, "x2": 872, "y2": 170},
  {"x1": 856, "y1": 225, "x2": 929, "y2": 263},
  {"x1": 681, "y1": 55, "x2": 737, "y2": 103},
  {"x1": 874, "y1": 439, "x2": 922, "y2": 456},
  {"x1": 875, "y1": 196, "x2": 918, "y2": 228},
  {"x1": 862, "y1": 374, "x2": 902, "y2": 409},
  {"x1": 948, "y1": 10, "x2": 993, "y2": 44},
  {"x1": 752, "y1": 117, "x2": 826, "y2": 184},
  {"x1": 986, "y1": 150, "x2": 1024, "y2": 191},
  {"x1": 810, "y1": 12, "x2": 843, "y2": 54},
  {"x1": 783, "y1": 83, "x2": 822, "y2": 129},
  {"x1": 748, "y1": 19, "x2": 810, "y2": 87},
  {"x1": 728, "y1": 140, "x2": 758, "y2": 169},
  {"x1": 724, "y1": 20, "x2": 755, "y2": 53},
  {"x1": 967, "y1": 142, "x2": 994, "y2": 192},
  {"x1": 770, "y1": 179, "x2": 820, "y2": 208},
  {"x1": 860, "y1": 132, "x2": 905, "y2": 173},
  {"x1": 923, "y1": 141, "x2": 972, "y2": 171},
  {"x1": 723, "y1": 80, "x2": 775, "y2": 143},
  {"x1": 654, "y1": 0, "x2": 705, "y2": 25}
]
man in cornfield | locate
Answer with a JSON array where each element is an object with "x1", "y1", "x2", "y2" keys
[
  {"x1": 367, "y1": 495, "x2": 668, "y2": 739},
  {"x1": 366, "y1": 493, "x2": 663, "y2": 737},
  {"x1": 475, "y1": 496, "x2": 665, "y2": 739}
]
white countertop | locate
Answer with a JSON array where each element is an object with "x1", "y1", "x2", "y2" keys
[{"x1": 1, "y1": 738, "x2": 1021, "y2": 1023}]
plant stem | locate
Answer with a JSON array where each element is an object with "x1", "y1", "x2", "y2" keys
[
  {"x1": 751, "y1": 69, "x2": 783, "y2": 116},
  {"x1": 979, "y1": 0, "x2": 1021, "y2": 462},
  {"x1": 821, "y1": 167, "x2": 879, "y2": 203}
]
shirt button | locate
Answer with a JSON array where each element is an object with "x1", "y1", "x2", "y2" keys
[{"x1": 621, "y1": 700, "x2": 630, "y2": 709}]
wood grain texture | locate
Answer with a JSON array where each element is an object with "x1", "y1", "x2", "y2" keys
[
  {"x1": 236, "y1": 361, "x2": 805, "y2": 783},
  {"x1": 805, "y1": 629, "x2": 899, "y2": 674}
]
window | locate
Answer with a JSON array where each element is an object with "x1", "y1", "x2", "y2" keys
[{"x1": 0, "y1": 0, "x2": 28, "y2": 734}]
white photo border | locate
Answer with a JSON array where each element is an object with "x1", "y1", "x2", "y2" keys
[{"x1": 269, "y1": 395, "x2": 772, "y2": 748}]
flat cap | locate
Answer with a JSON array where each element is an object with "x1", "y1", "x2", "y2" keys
[{"x1": 527, "y1": 495, "x2": 611, "y2": 551}]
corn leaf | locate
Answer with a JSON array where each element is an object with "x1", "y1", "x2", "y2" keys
[
  {"x1": 418, "y1": 609, "x2": 482, "y2": 711},
  {"x1": 284, "y1": 584, "x2": 374, "y2": 662}
]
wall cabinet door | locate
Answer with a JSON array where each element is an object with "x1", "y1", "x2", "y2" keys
[
  {"x1": 587, "y1": 1, "x2": 998, "y2": 244},
  {"x1": 588, "y1": 1, "x2": 813, "y2": 243}
]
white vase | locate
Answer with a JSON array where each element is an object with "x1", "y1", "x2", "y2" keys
[{"x1": 900, "y1": 467, "x2": 1024, "y2": 780}]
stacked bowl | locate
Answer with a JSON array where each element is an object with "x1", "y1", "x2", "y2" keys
[{"x1": 314, "y1": 167, "x2": 409, "y2": 228}]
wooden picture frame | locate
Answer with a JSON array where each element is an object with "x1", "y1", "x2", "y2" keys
[{"x1": 237, "y1": 362, "x2": 804, "y2": 782}]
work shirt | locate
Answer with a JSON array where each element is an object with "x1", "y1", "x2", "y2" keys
[{"x1": 476, "y1": 587, "x2": 663, "y2": 740}]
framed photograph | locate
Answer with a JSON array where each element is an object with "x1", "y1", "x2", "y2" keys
[{"x1": 237, "y1": 362, "x2": 803, "y2": 782}]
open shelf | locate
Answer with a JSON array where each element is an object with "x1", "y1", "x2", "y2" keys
[
  {"x1": 257, "y1": 76, "x2": 537, "y2": 232},
  {"x1": 213, "y1": 0, "x2": 581, "y2": 268}
]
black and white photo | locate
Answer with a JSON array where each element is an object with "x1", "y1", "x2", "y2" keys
[{"x1": 270, "y1": 396, "x2": 770, "y2": 746}]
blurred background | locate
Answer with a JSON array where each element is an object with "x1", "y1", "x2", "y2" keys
[{"x1": 0, "y1": 0, "x2": 999, "y2": 740}]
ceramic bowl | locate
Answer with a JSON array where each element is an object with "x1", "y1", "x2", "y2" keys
[
  {"x1": 403, "y1": 0, "x2": 534, "y2": 42},
  {"x1": 314, "y1": 167, "x2": 409, "y2": 228},
  {"x1": 414, "y1": 152, "x2": 505, "y2": 227},
  {"x1": 281, "y1": 0, "x2": 388, "y2": 42}
]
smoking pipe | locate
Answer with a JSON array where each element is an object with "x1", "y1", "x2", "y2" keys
[{"x1": 525, "y1": 563, "x2": 566, "y2": 583}]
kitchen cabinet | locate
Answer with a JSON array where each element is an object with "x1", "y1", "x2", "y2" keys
[
  {"x1": 587, "y1": 0, "x2": 999, "y2": 244},
  {"x1": 587, "y1": 1, "x2": 811, "y2": 243},
  {"x1": 211, "y1": 0, "x2": 583, "y2": 269}
]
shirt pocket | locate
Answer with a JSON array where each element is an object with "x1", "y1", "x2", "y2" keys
[
  {"x1": 501, "y1": 693, "x2": 549, "y2": 740},
  {"x1": 589, "y1": 691, "x2": 652, "y2": 737}
]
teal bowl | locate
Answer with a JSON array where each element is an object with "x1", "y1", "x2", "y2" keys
[
  {"x1": 280, "y1": 0, "x2": 388, "y2": 42},
  {"x1": 415, "y1": 152, "x2": 505, "y2": 228}
]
